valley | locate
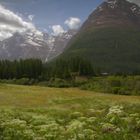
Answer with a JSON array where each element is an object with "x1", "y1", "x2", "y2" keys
[{"x1": 0, "y1": 0, "x2": 140, "y2": 139}]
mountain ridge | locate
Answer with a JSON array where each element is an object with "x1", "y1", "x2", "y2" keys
[
  {"x1": 81, "y1": 0, "x2": 140, "y2": 30},
  {"x1": 59, "y1": 0, "x2": 140, "y2": 74},
  {"x1": 0, "y1": 29, "x2": 76, "y2": 61}
]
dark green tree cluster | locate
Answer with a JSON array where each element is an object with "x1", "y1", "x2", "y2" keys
[
  {"x1": 0, "y1": 59, "x2": 43, "y2": 79},
  {"x1": 0, "y1": 57, "x2": 94, "y2": 81},
  {"x1": 46, "y1": 57, "x2": 95, "y2": 79}
]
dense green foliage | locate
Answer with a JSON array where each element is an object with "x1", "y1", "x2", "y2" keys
[
  {"x1": 46, "y1": 57, "x2": 94, "y2": 80},
  {"x1": 0, "y1": 59, "x2": 43, "y2": 79},
  {"x1": 0, "y1": 57, "x2": 94, "y2": 81},
  {"x1": 81, "y1": 76, "x2": 140, "y2": 95},
  {"x1": 61, "y1": 27, "x2": 140, "y2": 74},
  {"x1": 0, "y1": 58, "x2": 140, "y2": 96}
]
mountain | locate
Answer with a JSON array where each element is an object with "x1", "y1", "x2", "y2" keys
[
  {"x1": 46, "y1": 29, "x2": 77, "y2": 61},
  {"x1": 0, "y1": 29, "x2": 76, "y2": 61},
  {"x1": 82, "y1": 0, "x2": 140, "y2": 29},
  {"x1": 0, "y1": 32, "x2": 49, "y2": 61},
  {"x1": 60, "y1": 0, "x2": 140, "y2": 74}
]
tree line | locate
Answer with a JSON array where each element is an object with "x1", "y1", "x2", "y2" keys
[
  {"x1": 0, "y1": 59, "x2": 43, "y2": 79},
  {"x1": 0, "y1": 57, "x2": 95, "y2": 80}
]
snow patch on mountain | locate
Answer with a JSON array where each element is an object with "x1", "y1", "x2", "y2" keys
[
  {"x1": 0, "y1": 28, "x2": 77, "y2": 62},
  {"x1": 107, "y1": 0, "x2": 118, "y2": 9}
]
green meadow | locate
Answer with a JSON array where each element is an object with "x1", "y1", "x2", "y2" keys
[{"x1": 0, "y1": 84, "x2": 140, "y2": 140}]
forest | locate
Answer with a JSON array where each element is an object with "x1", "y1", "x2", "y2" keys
[
  {"x1": 0, "y1": 57, "x2": 94, "y2": 80},
  {"x1": 0, "y1": 58, "x2": 140, "y2": 96}
]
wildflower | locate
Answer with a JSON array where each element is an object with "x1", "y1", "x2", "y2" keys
[
  {"x1": 101, "y1": 123, "x2": 117, "y2": 133},
  {"x1": 86, "y1": 117, "x2": 97, "y2": 123},
  {"x1": 107, "y1": 105, "x2": 125, "y2": 117},
  {"x1": 67, "y1": 120, "x2": 85, "y2": 132},
  {"x1": 70, "y1": 112, "x2": 83, "y2": 119}
]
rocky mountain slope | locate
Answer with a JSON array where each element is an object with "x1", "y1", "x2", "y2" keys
[
  {"x1": 0, "y1": 29, "x2": 76, "y2": 61},
  {"x1": 0, "y1": 32, "x2": 49, "y2": 60},
  {"x1": 46, "y1": 30, "x2": 77, "y2": 61},
  {"x1": 82, "y1": 0, "x2": 140, "y2": 29}
]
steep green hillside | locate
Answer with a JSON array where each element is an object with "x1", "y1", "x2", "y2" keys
[
  {"x1": 58, "y1": 0, "x2": 140, "y2": 74},
  {"x1": 61, "y1": 27, "x2": 140, "y2": 74}
]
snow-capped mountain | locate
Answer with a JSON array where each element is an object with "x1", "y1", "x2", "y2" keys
[
  {"x1": 0, "y1": 29, "x2": 77, "y2": 61},
  {"x1": 0, "y1": 31, "x2": 49, "y2": 61},
  {"x1": 46, "y1": 29, "x2": 77, "y2": 61}
]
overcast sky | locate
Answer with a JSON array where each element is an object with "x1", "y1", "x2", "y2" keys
[{"x1": 0, "y1": 0, "x2": 139, "y2": 40}]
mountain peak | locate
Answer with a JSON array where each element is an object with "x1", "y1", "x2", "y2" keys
[{"x1": 81, "y1": 0, "x2": 140, "y2": 30}]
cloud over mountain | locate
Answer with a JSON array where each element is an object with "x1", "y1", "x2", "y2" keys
[
  {"x1": 0, "y1": 4, "x2": 41, "y2": 41},
  {"x1": 65, "y1": 17, "x2": 81, "y2": 29},
  {"x1": 51, "y1": 25, "x2": 65, "y2": 36}
]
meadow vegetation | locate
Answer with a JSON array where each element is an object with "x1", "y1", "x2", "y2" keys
[
  {"x1": 81, "y1": 76, "x2": 140, "y2": 96},
  {"x1": 0, "y1": 84, "x2": 140, "y2": 140}
]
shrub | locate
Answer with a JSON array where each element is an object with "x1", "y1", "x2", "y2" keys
[
  {"x1": 15, "y1": 78, "x2": 30, "y2": 85},
  {"x1": 47, "y1": 78, "x2": 72, "y2": 88},
  {"x1": 81, "y1": 76, "x2": 140, "y2": 95}
]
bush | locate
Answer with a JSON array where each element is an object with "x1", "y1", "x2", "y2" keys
[
  {"x1": 0, "y1": 79, "x2": 15, "y2": 84},
  {"x1": 81, "y1": 76, "x2": 140, "y2": 96},
  {"x1": 15, "y1": 78, "x2": 30, "y2": 85},
  {"x1": 47, "y1": 78, "x2": 72, "y2": 88}
]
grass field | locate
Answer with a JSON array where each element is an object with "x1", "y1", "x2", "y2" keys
[{"x1": 0, "y1": 84, "x2": 140, "y2": 140}]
